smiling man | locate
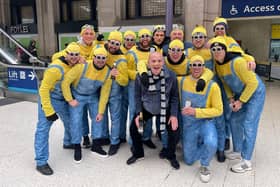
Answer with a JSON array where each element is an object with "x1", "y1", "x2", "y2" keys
[{"x1": 126, "y1": 52, "x2": 180, "y2": 170}]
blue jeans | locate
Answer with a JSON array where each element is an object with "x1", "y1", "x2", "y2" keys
[
  {"x1": 120, "y1": 86, "x2": 129, "y2": 140},
  {"x1": 34, "y1": 98, "x2": 71, "y2": 166},
  {"x1": 183, "y1": 120, "x2": 217, "y2": 167}
]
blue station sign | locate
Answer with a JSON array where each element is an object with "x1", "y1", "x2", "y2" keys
[
  {"x1": 8, "y1": 67, "x2": 38, "y2": 94},
  {"x1": 222, "y1": 0, "x2": 280, "y2": 18}
]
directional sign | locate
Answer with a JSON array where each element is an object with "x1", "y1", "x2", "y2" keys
[{"x1": 8, "y1": 67, "x2": 38, "y2": 94}]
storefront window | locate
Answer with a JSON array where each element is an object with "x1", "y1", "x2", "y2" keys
[
  {"x1": 21, "y1": 6, "x2": 34, "y2": 24},
  {"x1": 72, "y1": 0, "x2": 91, "y2": 21}
]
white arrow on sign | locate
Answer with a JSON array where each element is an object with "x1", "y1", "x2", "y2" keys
[{"x1": 28, "y1": 71, "x2": 35, "y2": 80}]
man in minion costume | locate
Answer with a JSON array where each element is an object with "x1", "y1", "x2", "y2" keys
[
  {"x1": 34, "y1": 43, "x2": 81, "y2": 175},
  {"x1": 120, "y1": 30, "x2": 136, "y2": 54},
  {"x1": 62, "y1": 47, "x2": 112, "y2": 161},
  {"x1": 210, "y1": 36, "x2": 265, "y2": 173},
  {"x1": 126, "y1": 28, "x2": 157, "y2": 149},
  {"x1": 181, "y1": 55, "x2": 223, "y2": 183},
  {"x1": 101, "y1": 30, "x2": 129, "y2": 155},
  {"x1": 152, "y1": 25, "x2": 168, "y2": 53},
  {"x1": 187, "y1": 25, "x2": 226, "y2": 162}
]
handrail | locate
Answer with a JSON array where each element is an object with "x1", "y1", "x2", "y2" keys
[
  {"x1": 0, "y1": 60, "x2": 47, "y2": 70},
  {"x1": 0, "y1": 27, "x2": 46, "y2": 66}
]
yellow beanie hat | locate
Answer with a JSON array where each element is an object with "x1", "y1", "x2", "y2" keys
[
  {"x1": 169, "y1": 39, "x2": 184, "y2": 49},
  {"x1": 80, "y1": 24, "x2": 95, "y2": 36},
  {"x1": 192, "y1": 25, "x2": 207, "y2": 36},
  {"x1": 93, "y1": 47, "x2": 108, "y2": 57},
  {"x1": 213, "y1": 17, "x2": 228, "y2": 27},
  {"x1": 65, "y1": 42, "x2": 80, "y2": 53},
  {"x1": 138, "y1": 28, "x2": 152, "y2": 37},
  {"x1": 190, "y1": 55, "x2": 205, "y2": 65},
  {"x1": 108, "y1": 30, "x2": 123, "y2": 43},
  {"x1": 153, "y1": 25, "x2": 165, "y2": 32},
  {"x1": 210, "y1": 36, "x2": 227, "y2": 50},
  {"x1": 124, "y1": 30, "x2": 136, "y2": 39}
]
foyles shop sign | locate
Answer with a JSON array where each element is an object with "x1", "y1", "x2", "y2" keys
[{"x1": 222, "y1": 0, "x2": 280, "y2": 18}]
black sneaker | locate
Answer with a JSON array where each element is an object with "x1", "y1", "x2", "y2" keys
[
  {"x1": 126, "y1": 155, "x2": 144, "y2": 165},
  {"x1": 91, "y1": 145, "x2": 108, "y2": 158},
  {"x1": 159, "y1": 148, "x2": 168, "y2": 159},
  {"x1": 100, "y1": 138, "x2": 110, "y2": 146},
  {"x1": 168, "y1": 158, "x2": 180, "y2": 170},
  {"x1": 216, "y1": 150, "x2": 226, "y2": 162},
  {"x1": 82, "y1": 136, "x2": 91, "y2": 149},
  {"x1": 74, "y1": 144, "x2": 82, "y2": 163},
  {"x1": 143, "y1": 139, "x2": 156, "y2": 149},
  {"x1": 108, "y1": 144, "x2": 120, "y2": 156},
  {"x1": 225, "y1": 138, "x2": 230, "y2": 151},
  {"x1": 63, "y1": 144, "x2": 75, "y2": 149},
  {"x1": 36, "y1": 163, "x2": 53, "y2": 175}
]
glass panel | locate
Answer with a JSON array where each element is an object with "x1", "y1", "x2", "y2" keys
[
  {"x1": 20, "y1": 6, "x2": 34, "y2": 24},
  {"x1": 141, "y1": 0, "x2": 166, "y2": 16},
  {"x1": 72, "y1": 0, "x2": 91, "y2": 21}
]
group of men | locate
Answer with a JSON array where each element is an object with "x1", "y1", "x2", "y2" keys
[{"x1": 34, "y1": 17, "x2": 265, "y2": 183}]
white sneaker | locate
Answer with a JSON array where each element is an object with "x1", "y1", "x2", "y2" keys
[
  {"x1": 231, "y1": 159, "x2": 252, "y2": 173},
  {"x1": 199, "y1": 166, "x2": 211, "y2": 183},
  {"x1": 225, "y1": 151, "x2": 241, "y2": 160}
]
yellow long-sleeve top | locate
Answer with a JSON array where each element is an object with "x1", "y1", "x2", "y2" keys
[
  {"x1": 181, "y1": 76, "x2": 223, "y2": 118},
  {"x1": 106, "y1": 52, "x2": 129, "y2": 86},
  {"x1": 120, "y1": 45, "x2": 128, "y2": 54},
  {"x1": 215, "y1": 56, "x2": 258, "y2": 103},
  {"x1": 126, "y1": 45, "x2": 151, "y2": 80},
  {"x1": 61, "y1": 61, "x2": 112, "y2": 114},
  {"x1": 39, "y1": 58, "x2": 72, "y2": 117}
]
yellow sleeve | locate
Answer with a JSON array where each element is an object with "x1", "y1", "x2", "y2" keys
[
  {"x1": 200, "y1": 68, "x2": 214, "y2": 83},
  {"x1": 126, "y1": 52, "x2": 137, "y2": 80},
  {"x1": 222, "y1": 79, "x2": 234, "y2": 99},
  {"x1": 234, "y1": 58, "x2": 258, "y2": 103},
  {"x1": 243, "y1": 53, "x2": 255, "y2": 63},
  {"x1": 52, "y1": 50, "x2": 65, "y2": 61},
  {"x1": 98, "y1": 78, "x2": 112, "y2": 114},
  {"x1": 116, "y1": 60, "x2": 129, "y2": 86},
  {"x1": 195, "y1": 83, "x2": 223, "y2": 118},
  {"x1": 39, "y1": 68, "x2": 62, "y2": 116},
  {"x1": 137, "y1": 60, "x2": 148, "y2": 75},
  {"x1": 61, "y1": 64, "x2": 84, "y2": 102}
]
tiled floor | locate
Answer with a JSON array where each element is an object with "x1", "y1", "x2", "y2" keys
[{"x1": 0, "y1": 80, "x2": 279, "y2": 187}]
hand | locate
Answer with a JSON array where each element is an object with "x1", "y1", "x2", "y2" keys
[
  {"x1": 79, "y1": 56, "x2": 86, "y2": 64},
  {"x1": 181, "y1": 107, "x2": 196, "y2": 116},
  {"x1": 247, "y1": 61, "x2": 256, "y2": 71},
  {"x1": 68, "y1": 99, "x2": 79, "y2": 107},
  {"x1": 96, "y1": 113, "x2": 103, "y2": 122},
  {"x1": 196, "y1": 79, "x2": 206, "y2": 92},
  {"x1": 110, "y1": 68, "x2": 119, "y2": 77},
  {"x1": 135, "y1": 115, "x2": 140, "y2": 129},
  {"x1": 46, "y1": 113, "x2": 59, "y2": 121},
  {"x1": 168, "y1": 116, "x2": 178, "y2": 131},
  {"x1": 140, "y1": 72, "x2": 149, "y2": 88},
  {"x1": 232, "y1": 100, "x2": 243, "y2": 112},
  {"x1": 97, "y1": 33, "x2": 104, "y2": 41}
]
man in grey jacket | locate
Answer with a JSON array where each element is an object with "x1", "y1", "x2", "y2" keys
[{"x1": 126, "y1": 52, "x2": 180, "y2": 169}]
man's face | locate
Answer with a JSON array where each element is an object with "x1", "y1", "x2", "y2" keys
[
  {"x1": 94, "y1": 55, "x2": 107, "y2": 68},
  {"x1": 139, "y1": 34, "x2": 151, "y2": 48},
  {"x1": 190, "y1": 60, "x2": 204, "y2": 79},
  {"x1": 168, "y1": 47, "x2": 183, "y2": 62},
  {"x1": 192, "y1": 33, "x2": 206, "y2": 49},
  {"x1": 170, "y1": 30, "x2": 184, "y2": 41},
  {"x1": 153, "y1": 31, "x2": 165, "y2": 45},
  {"x1": 211, "y1": 45, "x2": 226, "y2": 63},
  {"x1": 148, "y1": 52, "x2": 164, "y2": 76},
  {"x1": 66, "y1": 52, "x2": 80, "y2": 66},
  {"x1": 214, "y1": 25, "x2": 226, "y2": 36},
  {"x1": 124, "y1": 35, "x2": 136, "y2": 50},
  {"x1": 82, "y1": 28, "x2": 95, "y2": 45},
  {"x1": 108, "y1": 40, "x2": 121, "y2": 54}
]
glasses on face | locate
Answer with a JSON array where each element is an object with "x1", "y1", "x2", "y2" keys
[
  {"x1": 190, "y1": 63, "x2": 204, "y2": 67},
  {"x1": 95, "y1": 55, "x2": 106, "y2": 60},
  {"x1": 211, "y1": 46, "x2": 224, "y2": 52},
  {"x1": 192, "y1": 35, "x2": 206, "y2": 40},
  {"x1": 82, "y1": 24, "x2": 94, "y2": 30},
  {"x1": 125, "y1": 38, "x2": 135, "y2": 42},
  {"x1": 67, "y1": 52, "x2": 80, "y2": 57},
  {"x1": 169, "y1": 48, "x2": 183, "y2": 53},
  {"x1": 109, "y1": 40, "x2": 121, "y2": 47},
  {"x1": 141, "y1": 34, "x2": 151, "y2": 39},
  {"x1": 215, "y1": 27, "x2": 225, "y2": 31}
]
